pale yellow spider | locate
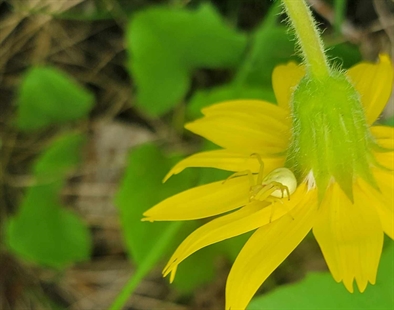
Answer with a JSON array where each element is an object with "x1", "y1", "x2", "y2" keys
[{"x1": 226, "y1": 154, "x2": 297, "y2": 203}]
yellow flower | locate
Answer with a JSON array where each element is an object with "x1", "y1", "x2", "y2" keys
[{"x1": 143, "y1": 55, "x2": 394, "y2": 309}]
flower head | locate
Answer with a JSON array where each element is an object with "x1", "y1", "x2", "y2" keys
[{"x1": 143, "y1": 55, "x2": 393, "y2": 309}]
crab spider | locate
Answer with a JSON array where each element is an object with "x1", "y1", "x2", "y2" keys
[{"x1": 225, "y1": 154, "x2": 297, "y2": 203}]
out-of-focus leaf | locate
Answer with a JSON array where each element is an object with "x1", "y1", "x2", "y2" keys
[
  {"x1": 327, "y1": 42, "x2": 362, "y2": 69},
  {"x1": 248, "y1": 241, "x2": 394, "y2": 310},
  {"x1": 218, "y1": 232, "x2": 253, "y2": 263},
  {"x1": 16, "y1": 66, "x2": 94, "y2": 130},
  {"x1": 33, "y1": 133, "x2": 86, "y2": 181},
  {"x1": 240, "y1": 26, "x2": 297, "y2": 87},
  {"x1": 172, "y1": 221, "x2": 218, "y2": 295},
  {"x1": 6, "y1": 133, "x2": 91, "y2": 268},
  {"x1": 236, "y1": 3, "x2": 298, "y2": 88},
  {"x1": 381, "y1": 115, "x2": 394, "y2": 127},
  {"x1": 112, "y1": 143, "x2": 203, "y2": 307},
  {"x1": 115, "y1": 143, "x2": 196, "y2": 265},
  {"x1": 185, "y1": 4, "x2": 292, "y2": 120},
  {"x1": 127, "y1": 4, "x2": 247, "y2": 116},
  {"x1": 7, "y1": 184, "x2": 91, "y2": 268},
  {"x1": 187, "y1": 85, "x2": 275, "y2": 119}
]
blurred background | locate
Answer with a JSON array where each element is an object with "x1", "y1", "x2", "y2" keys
[{"x1": 0, "y1": 0, "x2": 393, "y2": 309}]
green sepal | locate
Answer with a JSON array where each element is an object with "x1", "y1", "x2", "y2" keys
[{"x1": 287, "y1": 70, "x2": 377, "y2": 202}]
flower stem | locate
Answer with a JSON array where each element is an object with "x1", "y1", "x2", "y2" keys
[{"x1": 281, "y1": 0, "x2": 330, "y2": 78}]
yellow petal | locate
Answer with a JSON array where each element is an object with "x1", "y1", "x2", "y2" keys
[
  {"x1": 372, "y1": 165, "x2": 394, "y2": 239},
  {"x1": 372, "y1": 125, "x2": 394, "y2": 150},
  {"x1": 372, "y1": 126, "x2": 394, "y2": 203},
  {"x1": 368, "y1": 124, "x2": 393, "y2": 233},
  {"x1": 225, "y1": 184, "x2": 317, "y2": 310},
  {"x1": 143, "y1": 176, "x2": 250, "y2": 221},
  {"x1": 347, "y1": 54, "x2": 393, "y2": 124},
  {"x1": 164, "y1": 150, "x2": 285, "y2": 182},
  {"x1": 372, "y1": 125, "x2": 394, "y2": 143},
  {"x1": 374, "y1": 166, "x2": 394, "y2": 199},
  {"x1": 186, "y1": 101, "x2": 290, "y2": 155},
  {"x1": 375, "y1": 150, "x2": 394, "y2": 173},
  {"x1": 272, "y1": 62, "x2": 305, "y2": 110},
  {"x1": 313, "y1": 182, "x2": 384, "y2": 293},
  {"x1": 371, "y1": 126, "x2": 394, "y2": 170},
  {"x1": 164, "y1": 183, "x2": 309, "y2": 279},
  {"x1": 201, "y1": 99, "x2": 289, "y2": 123},
  {"x1": 358, "y1": 176, "x2": 394, "y2": 239},
  {"x1": 200, "y1": 100, "x2": 290, "y2": 140}
]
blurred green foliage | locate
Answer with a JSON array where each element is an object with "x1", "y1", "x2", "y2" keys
[
  {"x1": 115, "y1": 143, "x2": 195, "y2": 265},
  {"x1": 15, "y1": 66, "x2": 94, "y2": 131},
  {"x1": 6, "y1": 133, "x2": 91, "y2": 268},
  {"x1": 127, "y1": 3, "x2": 247, "y2": 116},
  {"x1": 6, "y1": 65, "x2": 94, "y2": 269}
]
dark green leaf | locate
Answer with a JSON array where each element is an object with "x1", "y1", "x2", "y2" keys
[
  {"x1": 172, "y1": 222, "x2": 218, "y2": 295},
  {"x1": 127, "y1": 4, "x2": 247, "y2": 116},
  {"x1": 235, "y1": 2, "x2": 298, "y2": 88},
  {"x1": 241, "y1": 26, "x2": 298, "y2": 87},
  {"x1": 248, "y1": 241, "x2": 394, "y2": 310},
  {"x1": 16, "y1": 66, "x2": 94, "y2": 130},
  {"x1": 327, "y1": 42, "x2": 362, "y2": 69},
  {"x1": 218, "y1": 232, "x2": 253, "y2": 263}
]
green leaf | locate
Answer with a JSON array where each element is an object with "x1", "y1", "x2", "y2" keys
[
  {"x1": 115, "y1": 143, "x2": 195, "y2": 265},
  {"x1": 241, "y1": 26, "x2": 298, "y2": 87},
  {"x1": 111, "y1": 143, "x2": 198, "y2": 309},
  {"x1": 187, "y1": 85, "x2": 275, "y2": 119},
  {"x1": 234, "y1": 2, "x2": 297, "y2": 89},
  {"x1": 381, "y1": 115, "x2": 394, "y2": 127},
  {"x1": 6, "y1": 133, "x2": 91, "y2": 268},
  {"x1": 248, "y1": 241, "x2": 394, "y2": 310},
  {"x1": 6, "y1": 184, "x2": 91, "y2": 268},
  {"x1": 327, "y1": 42, "x2": 362, "y2": 69},
  {"x1": 33, "y1": 133, "x2": 86, "y2": 181},
  {"x1": 15, "y1": 66, "x2": 94, "y2": 130},
  {"x1": 218, "y1": 232, "x2": 252, "y2": 263},
  {"x1": 172, "y1": 222, "x2": 218, "y2": 295},
  {"x1": 127, "y1": 4, "x2": 247, "y2": 116},
  {"x1": 185, "y1": 4, "x2": 294, "y2": 121}
]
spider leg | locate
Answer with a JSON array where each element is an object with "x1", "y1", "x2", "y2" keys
[
  {"x1": 255, "y1": 181, "x2": 295, "y2": 221},
  {"x1": 252, "y1": 184, "x2": 276, "y2": 201},
  {"x1": 266, "y1": 196, "x2": 295, "y2": 222},
  {"x1": 250, "y1": 153, "x2": 265, "y2": 185},
  {"x1": 223, "y1": 170, "x2": 255, "y2": 186},
  {"x1": 270, "y1": 181, "x2": 291, "y2": 200}
]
